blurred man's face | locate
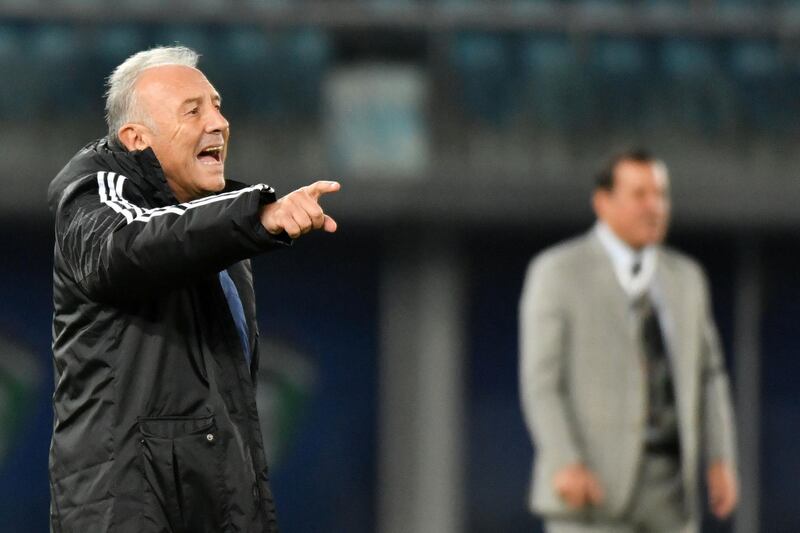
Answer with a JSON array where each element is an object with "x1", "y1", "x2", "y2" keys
[
  {"x1": 131, "y1": 65, "x2": 230, "y2": 202},
  {"x1": 593, "y1": 160, "x2": 671, "y2": 249}
]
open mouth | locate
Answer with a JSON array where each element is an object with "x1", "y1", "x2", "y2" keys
[{"x1": 197, "y1": 145, "x2": 224, "y2": 164}]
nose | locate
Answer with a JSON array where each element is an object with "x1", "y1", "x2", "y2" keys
[
  {"x1": 206, "y1": 106, "x2": 229, "y2": 134},
  {"x1": 645, "y1": 192, "x2": 667, "y2": 215}
]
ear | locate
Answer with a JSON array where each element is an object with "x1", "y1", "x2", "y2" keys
[
  {"x1": 117, "y1": 123, "x2": 151, "y2": 152},
  {"x1": 592, "y1": 189, "x2": 608, "y2": 219}
]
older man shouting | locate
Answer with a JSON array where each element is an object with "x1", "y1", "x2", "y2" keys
[{"x1": 47, "y1": 46, "x2": 338, "y2": 533}]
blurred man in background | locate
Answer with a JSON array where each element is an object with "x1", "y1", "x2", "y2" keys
[
  {"x1": 48, "y1": 46, "x2": 338, "y2": 532},
  {"x1": 519, "y1": 149, "x2": 738, "y2": 532}
]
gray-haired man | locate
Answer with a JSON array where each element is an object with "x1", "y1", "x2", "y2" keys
[{"x1": 48, "y1": 46, "x2": 338, "y2": 532}]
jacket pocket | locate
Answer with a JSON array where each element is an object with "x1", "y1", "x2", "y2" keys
[{"x1": 138, "y1": 414, "x2": 226, "y2": 533}]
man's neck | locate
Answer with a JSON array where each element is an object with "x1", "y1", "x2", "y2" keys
[
  {"x1": 596, "y1": 221, "x2": 641, "y2": 261},
  {"x1": 594, "y1": 221, "x2": 658, "y2": 298}
]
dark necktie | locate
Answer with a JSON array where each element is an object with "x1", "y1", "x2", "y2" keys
[
  {"x1": 639, "y1": 297, "x2": 665, "y2": 359},
  {"x1": 636, "y1": 295, "x2": 679, "y2": 455},
  {"x1": 631, "y1": 256, "x2": 642, "y2": 277},
  {"x1": 219, "y1": 270, "x2": 251, "y2": 367}
]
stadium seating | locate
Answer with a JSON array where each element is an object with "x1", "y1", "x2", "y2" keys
[
  {"x1": 519, "y1": 35, "x2": 591, "y2": 135},
  {"x1": 85, "y1": 26, "x2": 148, "y2": 110},
  {"x1": 214, "y1": 27, "x2": 279, "y2": 118},
  {"x1": 213, "y1": 28, "x2": 331, "y2": 120},
  {"x1": 728, "y1": 39, "x2": 790, "y2": 134},
  {"x1": 0, "y1": 24, "x2": 33, "y2": 118},
  {"x1": 587, "y1": 36, "x2": 652, "y2": 132},
  {"x1": 274, "y1": 29, "x2": 331, "y2": 119},
  {"x1": 658, "y1": 38, "x2": 736, "y2": 134},
  {"x1": 29, "y1": 24, "x2": 91, "y2": 117},
  {"x1": 3, "y1": 13, "x2": 798, "y2": 142},
  {"x1": 449, "y1": 33, "x2": 515, "y2": 126}
]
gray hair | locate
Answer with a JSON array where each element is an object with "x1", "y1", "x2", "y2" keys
[{"x1": 105, "y1": 46, "x2": 199, "y2": 142}]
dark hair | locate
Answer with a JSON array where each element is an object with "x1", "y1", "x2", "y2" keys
[{"x1": 594, "y1": 148, "x2": 662, "y2": 191}]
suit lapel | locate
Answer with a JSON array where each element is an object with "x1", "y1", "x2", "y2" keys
[
  {"x1": 654, "y1": 250, "x2": 678, "y2": 358},
  {"x1": 653, "y1": 249, "x2": 693, "y2": 411},
  {"x1": 583, "y1": 232, "x2": 639, "y2": 349},
  {"x1": 586, "y1": 232, "x2": 633, "y2": 332}
]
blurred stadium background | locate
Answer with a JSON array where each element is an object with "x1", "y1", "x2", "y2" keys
[{"x1": 0, "y1": 0, "x2": 798, "y2": 531}]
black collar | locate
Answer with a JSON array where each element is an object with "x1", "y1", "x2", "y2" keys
[{"x1": 104, "y1": 138, "x2": 178, "y2": 207}]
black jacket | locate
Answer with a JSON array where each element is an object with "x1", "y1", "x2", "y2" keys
[{"x1": 48, "y1": 138, "x2": 289, "y2": 533}]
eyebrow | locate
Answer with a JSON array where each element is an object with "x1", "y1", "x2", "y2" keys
[{"x1": 180, "y1": 94, "x2": 222, "y2": 108}]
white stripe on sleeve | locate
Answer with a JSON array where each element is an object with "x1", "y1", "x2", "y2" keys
[
  {"x1": 97, "y1": 171, "x2": 133, "y2": 223},
  {"x1": 96, "y1": 171, "x2": 267, "y2": 225}
]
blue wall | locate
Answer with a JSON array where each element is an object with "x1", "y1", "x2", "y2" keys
[{"x1": 0, "y1": 223, "x2": 798, "y2": 532}]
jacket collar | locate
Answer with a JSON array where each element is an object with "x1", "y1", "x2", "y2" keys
[
  {"x1": 49, "y1": 137, "x2": 251, "y2": 214},
  {"x1": 104, "y1": 137, "x2": 178, "y2": 207},
  {"x1": 593, "y1": 221, "x2": 658, "y2": 299},
  {"x1": 107, "y1": 137, "x2": 250, "y2": 201}
]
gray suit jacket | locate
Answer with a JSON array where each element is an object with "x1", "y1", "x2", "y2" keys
[{"x1": 519, "y1": 230, "x2": 737, "y2": 519}]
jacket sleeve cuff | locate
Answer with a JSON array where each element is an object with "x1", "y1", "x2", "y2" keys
[{"x1": 253, "y1": 186, "x2": 293, "y2": 247}]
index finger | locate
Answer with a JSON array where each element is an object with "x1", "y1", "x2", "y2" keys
[{"x1": 306, "y1": 180, "x2": 341, "y2": 200}]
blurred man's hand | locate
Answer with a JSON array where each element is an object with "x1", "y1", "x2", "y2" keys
[
  {"x1": 261, "y1": 181, "x2": 340, "y2": 238},
  {"x1": 553, "y1": 463, "x2": 604, "y2": 509},
  {"x1": 707, "y1": 460, "x2": 738, "y2": 519}
]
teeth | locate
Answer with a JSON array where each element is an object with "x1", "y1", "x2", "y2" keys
[{"x1": 200, "y1": 145, "x2": 223, "y2": 154}]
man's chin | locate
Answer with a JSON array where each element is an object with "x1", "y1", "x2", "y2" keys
[
  {"x1": 198, "y1": 168, "x2": 226, "y2": 192},
  {"x1": 642, "y1": 231, "x2": 666, "y2": 247}
]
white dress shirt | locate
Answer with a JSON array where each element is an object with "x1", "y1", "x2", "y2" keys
[
  {"x1": 594, "y1": 221, "x2": 657, "y2": 300},
  {"x1": 594, "y1": 221, "x2": 676, "y2": 359}
]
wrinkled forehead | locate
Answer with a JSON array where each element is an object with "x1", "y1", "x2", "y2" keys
[
  {"x1": 135, "y1": 64, "x2": 219, "y2": 106},
  {"x1": 615, "y1": 159, "x2": 670, "y2": 189}
]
